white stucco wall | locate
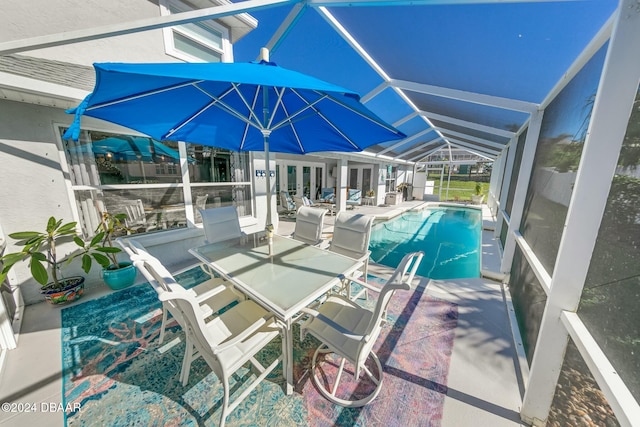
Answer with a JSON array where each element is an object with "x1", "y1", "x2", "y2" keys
[
  {"x1": 1, "y1": 0, "x2": 175, "y2": 65},
  {"x1": 0, "y1": 100, "x2": 91, "y2": 304},
  {"x1": 0, "y1": 98, "x2": 274, "y2": 305}
]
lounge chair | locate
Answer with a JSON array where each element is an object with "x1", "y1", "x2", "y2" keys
[
  {"x1": 346, "y1": 189, "x2": 362, "y2": 208},
  {"x1": 320, "y1": 187, "x2": 335, "y2": 203},
  {"x1": 279, "y1": 191, "x2": 297, "y2": 217}
]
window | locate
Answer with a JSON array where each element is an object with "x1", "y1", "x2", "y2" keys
[
  {"x1": 60, "y1": 128, "x2": 251, "y2": 235},
  {"x1": 159, "y1": 0, "x2": 231, "y2": 63},
  {"x1": 385, "y1": 165, "x2": 397, "y2": 193}
]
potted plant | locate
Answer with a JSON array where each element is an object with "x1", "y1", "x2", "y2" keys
[
  {"x1": 77, "y1": 212, "x2": 137, "y2": 290},
  {"x1": 471, "y1": 182, "x2": 485, "y2": 204},
  {"x1": 0, "y1": 217, "x2": 90, "y2": 305}
]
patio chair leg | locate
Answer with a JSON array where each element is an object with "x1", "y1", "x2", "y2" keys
[
  {"x1": 220, "y1": 376, "x2": 230, "y2": 427},
  {"x1": 311, "y1": 344, "x2": 384, "y2": 408},
  {"x1": 180, "y1": 338, "x2": 194, "y2": 386},
  {"x1": 159, "y1": 303, "x2": 169, "y2": 344}
]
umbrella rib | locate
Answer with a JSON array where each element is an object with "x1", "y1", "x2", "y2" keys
[
  {"x1": 86, "y1": 80, "x2": 205, "y2": 111},
  {"x1": 164, "y1": 84, "x2": 239, "y2": 139},
  {"x1": 316, "y1": 90, "x2": 403, "y2": 135},
  {"x1": 231, "y1": 83, "x2": 265, "y2": 130},
  {"x1": 289, "y1": 88, "x2": 360, "y2": 150},
  {"x1": 239, "y1": 86, "x2": 261, "y2": 150},
  {"x1": 270, "y1": 93, "x2": 329, "y2": 132},
  {"x1": 278, "y1": 99, "x2": 305, "y2": 153},
  {"x1": 266, "y1": 87, "x2": 286, "y2": 130},
  {"x1": 188, "y1": 84, "x2": 263, "y2": 133}
]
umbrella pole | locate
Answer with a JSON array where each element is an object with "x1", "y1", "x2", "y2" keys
[
  {"x1": 265, "y1": 136, "x2": 272, "y2": 227},
  {"x1": 264, "y1": 131, "x2": 274, "y2": 257},
  {"x1": 260, "y1": 67, "x2": 274, "y2": 257}
]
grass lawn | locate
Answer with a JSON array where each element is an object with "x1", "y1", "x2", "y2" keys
[{"x1": 429, "y1": 178, "x2": 489, "y2": 202}]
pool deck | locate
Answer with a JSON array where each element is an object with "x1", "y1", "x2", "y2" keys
[{"x1": 0, "y1": 200, "x2": 524, "y2": 426}]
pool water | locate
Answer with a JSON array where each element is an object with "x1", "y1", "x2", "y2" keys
[{"x1": 369, "y1": 206, "x2": 482, "y2": 279}]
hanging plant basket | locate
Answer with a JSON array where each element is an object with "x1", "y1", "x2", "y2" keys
[{"x1": 40, "y1": 276, "x2": 85, "y2": 305}]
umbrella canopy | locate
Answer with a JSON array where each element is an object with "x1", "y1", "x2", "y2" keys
[{"x1": 64, "y1": 60, "x2": 406, "y2": 226}]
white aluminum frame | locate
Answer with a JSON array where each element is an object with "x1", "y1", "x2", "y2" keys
[{"x1": 520, "y1": 1, "x2": 640, "y2": 424}]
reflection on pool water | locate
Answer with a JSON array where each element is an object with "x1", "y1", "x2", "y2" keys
[{"x1": 369, "y1": 206, "x2": 482, "y2": 279}]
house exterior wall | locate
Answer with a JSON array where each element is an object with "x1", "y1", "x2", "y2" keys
[
  {"x1": 0, "y1": 1, "x2": 256, "y2": 306},
  {"x1": 1, "y1": 0, "x2": 174, "y2": 65},
  {"x1": 0, "y1": 99, "x2": 92, "y2": 304}
]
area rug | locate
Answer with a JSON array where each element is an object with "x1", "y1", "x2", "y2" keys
[{"x1": 61, "y1": 268, "x2": 458, "y2": 426}]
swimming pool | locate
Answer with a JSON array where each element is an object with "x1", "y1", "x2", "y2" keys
[{"x1": 369, "y1": 205, "x2": 482, "y2": 279}]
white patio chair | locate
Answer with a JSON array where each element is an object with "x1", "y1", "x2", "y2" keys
[
  {"x1": 299, "y1": 251, "x2": 424, "y2": 408},
  {"x1": 117, "y1": 238, "x2": 244, "y2": 380},
  {"x1": 158, "y1": 285, "x2": 283, "y2": 427},
  {"x1": 198, "y1": 206, "x2": 248, "y2": 280},
  {"x1": 292, "y1": 206, "x2": 327, "y2": 246},
  {"x1": 193, "y1": 194, "x2": 208, "y2": 223},
  {"x1": 328, "y1": 211, "x2": 374, "y2": 300},
  {"x1": 124, "y1": 199, "x2": 148, "y2": 231},
  {"x1": 199, "y1": 206, "x2": 245, "y2": 244}
]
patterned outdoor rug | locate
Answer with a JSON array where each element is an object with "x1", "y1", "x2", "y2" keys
[{"x1": 61, "y1": 268, "x2": 458, "y2": 426}]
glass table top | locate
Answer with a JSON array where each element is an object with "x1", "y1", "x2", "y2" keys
[{"x1": 190, "y1": 232, "x2": 361, "y2": 319}]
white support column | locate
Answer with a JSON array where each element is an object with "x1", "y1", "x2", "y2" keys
[
  {"x1": 335, "y1": 158, "x2": 348, "y2": 213},
  {"x1": 521, "y1": 1, "x2": 640, "y2": 424},
  {"x1": 487, "y1": 151, "x2": 503, "y2": 217},
  {"x1": 178, "y1": 142, "x2": 195, "y2": 227},
  {"x1": 494, "y1": 136, "x2": 517, "y2": 238},
  {"x1": 500, "y1": 110, "x2": 543, "y2": 273}
]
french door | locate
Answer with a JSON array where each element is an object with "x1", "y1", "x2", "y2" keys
[{"x1": 279, "y1": 161, "x2": 325, "y2": 201}]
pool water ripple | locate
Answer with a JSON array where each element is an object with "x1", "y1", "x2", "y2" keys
[{"x1": 369, "y1": 206, "x2": 482, "y2": 279}]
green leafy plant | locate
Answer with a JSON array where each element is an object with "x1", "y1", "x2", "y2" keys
[
  {"x1": 0, "y1": 217, "x2": 94, "y2": 289},
  {"x1": 74, "y1": 211, "x2": 130, "y2": 272},
  {"x1": 0, "y1": 214, "x2": 128, "y2": 290},
  {"x1": 397, "y1": 182, "x2": 409, "y2": 191},
  {"x1": 475, "y1": 182, "x2": 483, "y2": 195},
  {"x1": 365, "y1": 189, "x2": 375, "y2": 197}
]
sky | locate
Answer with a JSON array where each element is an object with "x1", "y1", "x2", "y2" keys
[{"x1": 229, "y1": 1, "x2": 618, "y2": 153}]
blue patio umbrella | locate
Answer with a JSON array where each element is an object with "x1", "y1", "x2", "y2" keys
[{"x1": 63, "y1": 59, "x2": 406, "y2": 229}]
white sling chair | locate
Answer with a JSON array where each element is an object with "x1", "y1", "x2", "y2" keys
[
  {"x1": 158, "y1": 284, "x2": 283, "y2": 427},
  {"x1": 199, "y1": 206, "x2": 245, "y2": 244},
  {"x1": 292, "y1": 206, "x2": 327, "y2": 246},
  {"x1": 198, "y1": 206, "x2": 248, "y2": 279},
  {"x1": 329, "y1": 211, "x2": 374, "y2": 300},
  {"x1": 193, "y1": 194, "x2": 208, "y2": 223},
  {"x1": 118, "y1": 238, "x2": 244, "y2": 380},
  {"x1": 300, "y1": 251, "x2": 424, "y2": 407}
]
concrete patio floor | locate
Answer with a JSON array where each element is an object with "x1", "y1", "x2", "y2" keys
[{"x1": 0, "y1": 201, "x2": 526, "y2": 426}]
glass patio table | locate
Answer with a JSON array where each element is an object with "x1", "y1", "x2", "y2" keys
[{"x1": 189, "y1": 231, "x2": 363, "y2": 395}]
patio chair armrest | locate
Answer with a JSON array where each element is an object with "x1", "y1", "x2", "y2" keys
[
  {"x1": 213, "y1": 314, "x2": 276, "y2": 354},
  {"x1": 343, "y1": 276, "x2": 383, "y2": 293},
  {"x1": 298, "y1": 307, "x2": 365, "y2": 341},
  {"x1": 191, "y1": 279, "x2": 230, "y2": 302}
]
